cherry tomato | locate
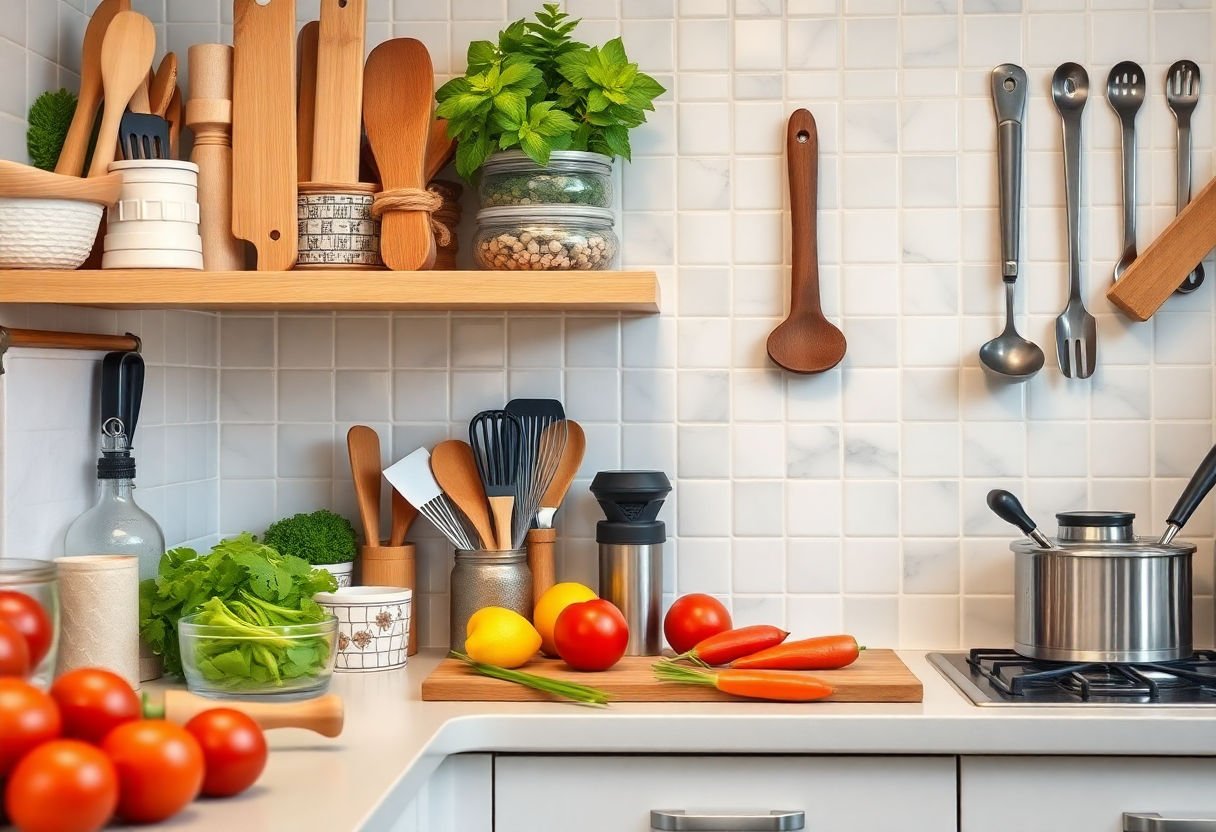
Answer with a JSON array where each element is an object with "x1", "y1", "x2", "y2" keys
[
  {"x1": 0, "y1": 618, "x2": 30, "y2": 677},
  {"x1": 553, "y1": 599, "x2": 629, "y2": 672},
  {"x1": 102, "y1": 720, "x2": 204, "y2": 823},
  {"x1": 0, "y1": 678, "x2": 61, "y2": 777},
  {"x1": 664, "y1": 594, "x2": 732, "y2": 655},
  {"x1": 50, "y1": 668, "x2": 141, "y2": 745},
  {"x1": 184, "y1": 708, "x2": 268, "y2": 797},
  {"x1": 4, "y1": 739, "x2": 118, "y2": 832},
  {"x1": 0, "y1": 590, "x2": 53, "y2": 668}
]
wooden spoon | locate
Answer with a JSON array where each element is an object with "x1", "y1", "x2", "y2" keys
[
  {"x1": 346, "y1": 425, "x2": 382, "y2": 545},
  {"x1": 538, "y1": 419, "x2": 585, "y2": 527},
  {"x1": 0, "y1": 160, "x2": 123, "y2": 203},
  {"x1": 363, "y1": 38, "x2": 436, "y2": 270},
  {"x1": 389, "y1": 490, "x2": 418, "y2": 547},
  {"x1": 766, "y1": 108, "x2": 847, "y2": 374},
  {"x1": 296, "y1": 20, "x2": 320, "y2": 183},
  {"x1": 424, "y1": 117, "x2": 455, "y2": 181},
  {"x1": 56, "y1": 0, "x2": 130, "y2": 176},
  {"x1": 430, "y1": 439, "x2": 496, "y2": 550},
  {"x1": 149, "y1": 52, "x2": 178, "y2": 117},
  {"x1": 87, "y1": 11, "x2": 156, "y2": 178},
  {"x1": 159, "y1": 690, "x2": 343, "y2": 737},
  {"x1": 166, "y1": 86, "x2": 182, "y2": 158}
]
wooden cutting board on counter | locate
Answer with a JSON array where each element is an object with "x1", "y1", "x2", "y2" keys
[{"x1": 421, "y1": 650, "x2": 922, "y2": 703}]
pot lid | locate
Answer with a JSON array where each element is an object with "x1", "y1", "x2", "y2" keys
[{"x1": 1011, "y1": 537, "x2": 1197, "y2": 557}]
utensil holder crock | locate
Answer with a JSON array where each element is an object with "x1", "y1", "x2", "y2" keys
[
  {"x1": 359, "y1": 543, "x2": 417, "y2": 656},
  {"x1": 296, "y1": 182, "x2": 382, "y2": 269},
  {"x1": 102, "y1": 160, "x2": 203, "y2": 270},
  {"x1": 449, "y1": 549, "x2": 532, "y2": 653}
]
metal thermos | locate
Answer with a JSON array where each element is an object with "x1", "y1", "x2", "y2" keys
[{"x1": 591, "y1": 471, "x2": 671, "y2": 656}]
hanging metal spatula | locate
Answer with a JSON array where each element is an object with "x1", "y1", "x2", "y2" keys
[{"x1": 468, "y1": 410, "x2": 522, "y2": 551}]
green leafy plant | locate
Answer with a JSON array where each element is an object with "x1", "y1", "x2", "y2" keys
[
  {"x1": 436, "y1": 3, "x2": 665, "y2": 178},
  {"x1": 139, "y1": 533, "x2": 338, "y2": 678},
  {"x1": 263, "y1": 509, "x2": 357, "y2": 566},
  {"x1": 27, "y1": 89, "x2": 76, "y2": 171}
]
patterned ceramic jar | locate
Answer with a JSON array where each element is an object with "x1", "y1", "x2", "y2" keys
[
  {"x1": 296, "y1": 182, "x2": 382, "y2": 268},
  {"x1": 314, "y1": 586, "x2": 412, "y2": 672}
]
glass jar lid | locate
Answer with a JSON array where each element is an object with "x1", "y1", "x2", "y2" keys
[
  {"x1": 476, "y1": 205, "x2": 616, "y2": 225},
  {"x1": 0, "y1": 558, "x2": 57, "y2": 585},
  {"x1": 481, "y1": 150, "x2": 613, "y2": 175}
]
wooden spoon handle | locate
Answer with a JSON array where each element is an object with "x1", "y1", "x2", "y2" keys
[
  {"x1": 787, "y1": 108, "x2": 822, "y2": 319},
  {"x1": 161, "y1": 689, "x2": 344, "y2": 737}
]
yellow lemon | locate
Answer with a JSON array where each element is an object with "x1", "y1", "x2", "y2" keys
[
  {"x1": 533, "y1": 582, "x2": 597, "y2": 657},
  {"x1": 464, "y1": 606, "x2": 542, "y2": 669}
]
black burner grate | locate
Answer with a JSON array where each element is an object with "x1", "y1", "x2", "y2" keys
[{"x1": 966, "y1": 648, "x2": 1216, "y2": 702}]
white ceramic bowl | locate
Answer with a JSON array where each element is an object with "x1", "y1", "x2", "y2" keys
[
  {"x1": 0, "y1": 197, "x2": 103, "y2": 269},
  {"x1": 314, "y1": 586, "x2": 412, "y2": 673}
]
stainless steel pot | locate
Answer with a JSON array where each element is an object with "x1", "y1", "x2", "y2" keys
[{"x1": 989, "y1": 445, "x2": 1216, "y2": 664}]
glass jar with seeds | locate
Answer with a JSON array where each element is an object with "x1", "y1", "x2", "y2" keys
[{"x1": 474, "y1": 206, "x2": 619, "y2": 271}]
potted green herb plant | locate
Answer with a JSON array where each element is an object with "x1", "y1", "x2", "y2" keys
[{"x1": 263, "y1": 510, "x2": 358, "y2": 587}]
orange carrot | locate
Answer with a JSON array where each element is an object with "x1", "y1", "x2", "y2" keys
[
  {"x1": 654, "y1": 660, "x2": 834, "y2": 702},
  {"x1": 730, "y1": 634, "x2": 862, "y2": 671},
  {"x1": 675, "y1": 625, "x2": 789, "y2": 666}
]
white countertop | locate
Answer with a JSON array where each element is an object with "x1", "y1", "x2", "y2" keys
[{"x1": 130, "y1": 650, "x2": 1216, "y2": 831}]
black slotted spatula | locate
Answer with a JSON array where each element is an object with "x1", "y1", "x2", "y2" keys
[{"x1": 469, "y1": 410, "x2": 522, "y2": 551}]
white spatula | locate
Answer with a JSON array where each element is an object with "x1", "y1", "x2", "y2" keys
[{"x1": 383, "y1": 448, "x2": 475, "y2": 551}]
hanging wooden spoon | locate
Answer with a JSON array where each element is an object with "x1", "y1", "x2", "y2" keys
[
  {"x1": 346, "y1": 425, "x2": 382, "y2": 545},
  {"x1": 363, "y1": 38, "x2": 436, "y2": 270},
  {"x1": 87, "y1": 11, "x2": 156, "y2": 177},
  {"x1": 766, "y1": 108, "x2": 846, "y2": 374},
  {"x1": 149, "y1": 52, "x2": 178, "y2": 117},
  {"x1": 56, "y1": 0, "x2": 130, "y2": 176},
  {"x1": 430, "y1": 439, "x2": 495, "y2": 550}
]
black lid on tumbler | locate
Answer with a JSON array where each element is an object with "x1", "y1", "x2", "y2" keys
[{"x1": 590, "y1": 470, "x2": 670, "y2": 545}]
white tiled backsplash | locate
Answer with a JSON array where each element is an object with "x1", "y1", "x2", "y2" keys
[{"x1": 3, "y1": 0, "x2": 1216, "y2": 650}]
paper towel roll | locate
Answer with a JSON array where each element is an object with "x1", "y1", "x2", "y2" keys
[{"x1": 55, "y1": 555, "x2": 140, "y2": 689}]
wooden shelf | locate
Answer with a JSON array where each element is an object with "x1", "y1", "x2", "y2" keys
[{"x1": 0, "y1": 270, "x2": 660, "y2": 313}]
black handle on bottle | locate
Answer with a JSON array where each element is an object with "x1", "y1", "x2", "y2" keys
[
  {"x1": 1162, "y1": 444, "x2": 1216, "y2": 543},
  {"x1": 987, "y1": 489, "x2": 1052, "y2": 548}
]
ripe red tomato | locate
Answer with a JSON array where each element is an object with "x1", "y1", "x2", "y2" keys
[
  {"x1": 0, "y1": 678, "x2": 61, "y2": 777},
  {"x1": 554, "y1": 599, "x2": 629, "y2": 671},
  {"x1": 664, "y1": 594, "x2": 732, "y2": 655},
  {"x1": 102, "y1": 720, "x2": 204, "y2": 823},
  {"x1": 50, "y1": 668, "x2": 141, "y2": 745},
  {"x1": 0, "y1": 618, "x2": 31, "y2": 677},
  {"x1": 4, "y1": 739, "x2": 118, "y2": 832},
  {"x1": 0, "y1": 590, "x2": 53, "y2": 668},
  {"x1": 184, "y1": 708, "x2": 268, "y2": 797}
]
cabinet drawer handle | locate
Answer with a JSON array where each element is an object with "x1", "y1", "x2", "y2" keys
[
  {"x1": 1124, "y1": 812, "x2": 1216, "y2": 831},
  {"x1": 650, "y1": 810, "x2": 805, "y2": 831}
]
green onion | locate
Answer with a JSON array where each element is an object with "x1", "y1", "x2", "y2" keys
[{"x1": 450, "y1": 652, "x2": 611, "y2": 707}]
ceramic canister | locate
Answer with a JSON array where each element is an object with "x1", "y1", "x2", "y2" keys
[
  {"x1": 296, "y1": 182, "x2": 382, "y2": 268},
  {"x1": 314, "y1": 586, "x2": 412, "y2": 672},
  {"x1": 103, "y1": 160, "x2": 203, "y2": 270}
]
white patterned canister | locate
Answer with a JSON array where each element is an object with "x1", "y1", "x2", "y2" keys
[
  {"x1": 296, "y1": 182, "x2": 382, "y2": 268},
  {"x1": 313, "y1": 586, "x2": 412, "y2": 672}
]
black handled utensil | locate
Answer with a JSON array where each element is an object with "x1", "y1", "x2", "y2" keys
[
  {"x1": 987, "y1": 489, "x2": 1053, "y2": 549},
  {"x1": 1160, "y1": 444, "x2": 1216, "y2": 544},
  {"x1": 469, "y1": 410, "x2": 522, "y2": 551}
]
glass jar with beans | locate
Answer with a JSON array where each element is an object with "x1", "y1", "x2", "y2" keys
[{"x1": 474, "y1": 206, "x2": 618, "y2": 271}]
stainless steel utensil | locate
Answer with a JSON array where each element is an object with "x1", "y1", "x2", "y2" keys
[
  {"x1": 1166, "y1": 59, "x2": 1204, "y2": 294},
  {"x1": 1107, "y1": 61, "x2": 1144, "y2": 282},
  {"x1": 1051, "y1": 62, "x2": 1097, "y2": 379},
  {"x1": 980, "y1": 64, "x2": 1044, "y2": 382},
  {"x1": 986, "y1": 443, "x2": 1216, "y2": 663},
  {"x1": 504, "y1": 399, "x2": 567, "y2": 549},
  {"x1": 383, "y1": 448, "x2": 475, "y2": 551}
]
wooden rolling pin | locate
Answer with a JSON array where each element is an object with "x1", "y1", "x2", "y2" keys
[
  {"x1": 186, "y1": 44, "x2": 244, "y2": 271},
  {"x1": 1107, "y1": 174, "x2": 1216, "y2": 321},
  {"x1": 150, "y1": 689, "x2": 344, "y2": 737}
]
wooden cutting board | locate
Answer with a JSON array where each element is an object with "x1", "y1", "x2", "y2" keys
[{"x1": 421, "y1": 650, "x2": 922, "y2": 704}]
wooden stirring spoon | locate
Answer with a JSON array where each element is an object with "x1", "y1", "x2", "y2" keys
[
  {"x1": 430, "y1": 440, "x2": 496, "y2": 551},
  {"x1": 363, "y1": 38, "x2": 436, "y2": 270},
  {"x1": 346, "y1": 425, "x2": 382, "y2": 545},
  {"x1": 766, "y1": 108, "x2": 846, "y2": 374},
  {"x1": 389, "y1": 490, "x2": 418, "y2": 547},
  {"x1": 57, "y1": 0, "x2": 130, "y2": 176},
  {"x1": 425, "y1": 117, "x2": 456, "y2": 181},
  {"x1": 87, "y1": 11, "x2": 155, "y2": 177},
  {"x1": 149, "y1": 52, "x2": 178, "y2": 117}
]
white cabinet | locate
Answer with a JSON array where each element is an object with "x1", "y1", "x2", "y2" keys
[
  {"x1": 386, "y1": 754, "x2": 493, "y2": 832},
  {"x1": 495, "y1": 755, "x2": 957, "y2": 832},
  {"x1": 961, "y1": 757, "x2": 1216, "y2": 832}
]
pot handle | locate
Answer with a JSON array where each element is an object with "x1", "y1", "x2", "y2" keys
[
  {"x1": 986, "y1": 490, "x2": 1053, "y2": 548},
  {"x1": 1161, "y1": 444, "x2": 1216, "y2": 544},
  {"x1": 1124, "y1": 812, "x2": 1216, "y2": 831}
]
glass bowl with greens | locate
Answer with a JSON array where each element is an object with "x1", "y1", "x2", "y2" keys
[{"x1": 178, "y1": 601, "x2": 338, "y2": 700}]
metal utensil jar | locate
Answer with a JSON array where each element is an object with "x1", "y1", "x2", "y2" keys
[
  {"x1": 449, "y1": 549, "x2": 532, "y2": 653},
  {"x1": 1013, "y1": 511, "x2": 1194, "y2": 663}
]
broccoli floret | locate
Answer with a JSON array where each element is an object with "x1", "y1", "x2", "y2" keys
[{"x1": 263, "y1": 510, "x2": 357, "y2": 566}]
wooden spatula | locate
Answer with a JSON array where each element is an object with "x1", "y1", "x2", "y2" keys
[
  {"x1": 149, "y1": 52, "x2": 178, "y2": 117},
  {"x1": 311, "y1": 0, "x2": 365, "y2": 184},
  {"x1": 87, "y1": 11, "x2": 155, "y2": 177},
  {"x1": 766, "y1": 108, "x2": 847, "y2": 374},
  {"x1": 537, "y1": 420, "x2": 585, "y2": 529},
  {"x1": 363, "y1": 38, "x2": 436, "y2": 270},
  {"x1": 389, "y1": 490, "x2": 418, "y2": 547},
  {"x1": 425, "y1": 118, "x2": 455, "y2": 181},
  {"x1": 430, "y1": 439, "x2": 496, "y2": 550},
  {"x1": 58, "y1": 0, "x2": 130, "y2": 176},
  {"x1": 166, "y1": 86, "x2": 182, "y2": 158},
  {"x1": 296, "y1": 20, "x2": 320, "y2": 183},
  {"x1": 232, "y1": 0, "x2": 297, "y2": 270},
  {"x1": 346, "y1": 425, "x2": 381, "y2": 545}
]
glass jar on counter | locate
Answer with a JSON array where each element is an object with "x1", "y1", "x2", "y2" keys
[
  {"x1": 449, "y1": 549, "x2": 532, "y2": 653},
  {"x1": 478, "y1": 150, "x2": 613, "y2": 208},
  {"x1": 0, "y1": 559, "x2": 59, "y2": 687},
  {"x1": 474, "y1": 206, "x2": 619, "y2": 271}
]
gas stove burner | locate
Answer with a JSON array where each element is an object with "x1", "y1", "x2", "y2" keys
[{"x1": 928, "y1": 649, "x2": 1216, "y2": 707}]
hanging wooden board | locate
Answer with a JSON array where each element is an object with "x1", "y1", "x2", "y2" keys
[{"x1": 421, "y1": 650, "x2": 923, "y2": 704}]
